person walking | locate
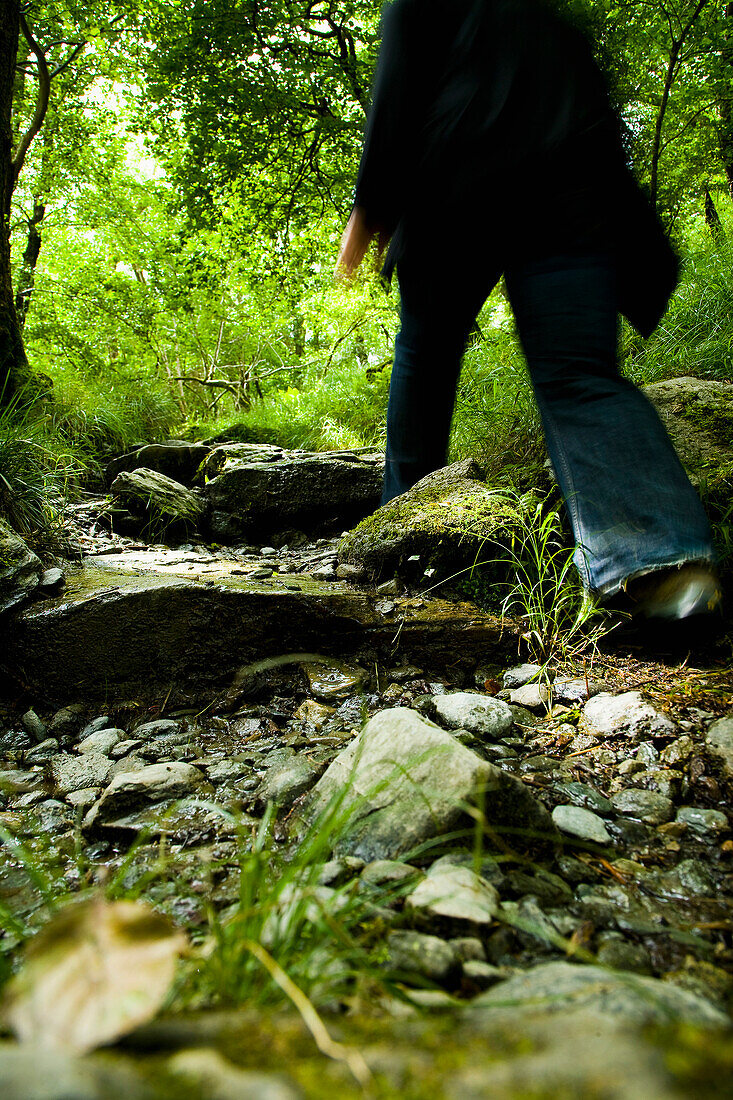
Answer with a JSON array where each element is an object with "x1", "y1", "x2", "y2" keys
[{"x1": 336, "y1": 0, "x2": 721, "y2": 622}]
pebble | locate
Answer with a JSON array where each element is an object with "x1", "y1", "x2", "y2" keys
[
  {"x1": 552, "y1": 804, "x2": 612, "y2": 844},
  {"x1": 38, "y1": 567, "x2": 66, "y2": 593},
  {"x1": 675, "y1": 806, "x2": 728, "y2": 836},
  {"x1": 47, "y1": 704, "x2": 84, "y2": 736},
  {"x1": 508, "y1": 683, "x2": 551, "y2": 712},
  {"x1": 635, "y1": 741, "x2": 659, "y2": 765},
  {"x1": 49, "y1": 752, "x2": 113, "y2": 796},
  {"x1": 581, "y1": 691, "x2": 675, "y2": 741},
  {"x1": 660, "y1": 736, "x2": 694, "y2": 766},
  {"x1": 24, "y1": 738, "x2": 60, "y2": 763},
  {"x1": 554, "y1": 781, "x2": 612, "y2": 815},
  {"x1": 610, "y1": 788, "x2": 674, "y2": 824},
  {"x1": 462, "y1": 960, "x2": 505, "y2": 989},
  {"x1": 706, "y1": 717, "x2": 733, "y2": 780},
  {"x1": 78, "y1": 716, "x2": 111, "y2": 739},
  {"x1": 132, "y1": 719, "x2": 181, "y2": 740},
  {"x1": 406, "y1": 864, "x2": 499, "y2": 926},
  {"x1": 386, "y1": 930, "x2": 458, "y2": 983}
]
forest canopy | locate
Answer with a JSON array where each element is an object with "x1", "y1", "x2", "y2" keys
[{"x1": 0, "y1": 0, "x2": 732, "y2": 472}]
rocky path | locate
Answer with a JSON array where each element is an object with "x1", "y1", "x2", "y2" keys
[{"x1": 1, "y1": 430, "x2": 732, "y2": 1097}]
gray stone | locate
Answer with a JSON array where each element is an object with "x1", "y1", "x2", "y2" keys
[
  {"x1": 502, "y1": 663, "x2": 542, "y2": 689},
  {"x1": 38, "y1": 567, "x2": 66, "y2": 594},
  {"x1": 47, "y1": 704, "x2": 85, "y2": 736},
  {"x1": 469, "y1": 960, "x2": 728, "y2": 1026},
  {"x1": 660, "y1": 736, "x2": 695, "y2": 766},
  {"x1": 109, "y1": 741, "x2": 143, "y2": 760},
  {"x1": 132, "y1": 719, "x2": 180, "y2": 740},
  {"x1": 0, "y1": 519, "x2": 41, "y2": 614},
  {"x1": 0, "y1": 768, "x2": 44, "y2": 795},
  {"x1": 21, "y1": 709, "x2": 46, "y2": 742},
  {"x1": 551, "y1": 804, "x2": 612, "y2": 844},
  {"x1": 84, "y1": 761, "x2": 213, "y2": 829},
  {"x1": 581, "y1": 691, "x2": 675, "y2": 741},
  {"x1": 676, "y1": 806, "x2": 728, "y2": 835},
  {"x1": 49, "y1": 752, "x2": 112, "y2": 795},
  {"x1": 462, "y1": 960, "x2": 505, "y2": 989},
  {"x1": 66, "y1": 786, "x2": 102, "y2": 811},
  {"x1": 647, "y1": 858, "x2": 716, "y2": 898},
  {"x1": 302, "y1": 661, "x2": 367, "y2": 700},
  {"x1": 361, "y1": 860, "x2": 421, "y2": 888},
  {"x1": 204, "y1": 445, "x2": 383, "y2": 537},
  {"x1": 0, "y1": 1042, "x2": 151, "y2": 1100},
  {"x1": 552, "y1": 678, "x2": 604, "y2": 706},
  {"x1": 386, "y1": 930, "x2": 458, "y2": 983},
  {"x1": 596, "y1": 935, "x2": 652, "y2": 975},
  {"x1": 706, "y1": 716, "x2": 733, "y2": 779},
  {"x1": 508, "y1": 683, "x2": 551, "y2": 712},
  {"x1": 636, "y1": 741, "x2": 659, "y2": 765},
  {"x1": 406, "y1": 864, "x2": 500, "y2": 926},
  {"x1": 77, "y1": 728, "x2": 123, "y2": 756},
  {"x1": 24, "y1": 738, "x2": 60, "y2": 763},
  {"x1": 297, "y1": 708, "x2": 555, "y2": 862},
  {"x1": 450, "y1": 937, "x2": 487, "y2": 962},
  {"x1": 611, "y1": 789, "x2": 674, "y2": 824},
  {"x1": 79, "y1": 716, "x2": 111, "y2": 738},
  {"x1": 338, "y1": 459, "x2": 521, "y2": 580},
  {"x1": 255, "y1": 756, "x2": 321, "y2": 808},
  {"x1": 166, "y1": 1047, "x2": 301, "y2": 1100},
  {"x1": 432, "y1": 692, "x2": 514, "y2": 740},
  {"x1": 554, "y1": 781, "x2": 612, "y2": 815},
  {"x1": 110, "y1": 467, "x2": 205, "y2": 536}
]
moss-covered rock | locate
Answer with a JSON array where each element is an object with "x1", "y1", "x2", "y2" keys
[
  {"x1": 0, "y1": 518, "x2": 42, "y2": 615},
  {"x1": 644, "y1": 377, "x2": 733, "y2": 503},
  {"x1": 109, "y1": 468, "x2": 206, "y2": 539},
  {"x1": 338, "y1": 459, "x2": 522, "y2": 581}
]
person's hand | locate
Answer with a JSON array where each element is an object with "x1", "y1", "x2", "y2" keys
[{"x1": 335, "y1": 207, "x2": 378, "y2": 281}]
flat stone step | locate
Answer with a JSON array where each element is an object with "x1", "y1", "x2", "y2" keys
[{"x1": 1, "y1": 551, "x2": 510, "y2": 704}]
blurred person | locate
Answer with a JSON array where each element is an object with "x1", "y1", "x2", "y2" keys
[{"x1": 336, "y1": 0, "x2": 721, "y2": 621}]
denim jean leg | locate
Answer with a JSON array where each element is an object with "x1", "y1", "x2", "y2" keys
[
  {"x1": 505, "y1": 256, "x2": 715, "y2": 595},
  {"x1": 382, "y1": 260, "x2": 491, "y2": 503}
]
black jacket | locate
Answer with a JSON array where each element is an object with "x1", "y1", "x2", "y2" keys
[{"x1": 354, "y1": 0, "x2": 678, "y2": 337}]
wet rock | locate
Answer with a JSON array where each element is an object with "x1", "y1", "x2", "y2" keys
[
  {"x1": 133, "y1": 720, "x2": 180, "y2": 740},
  {"x1": 204, "y1": 446, "x2": 383, "y2": 537},
  {"x1": 338, "y1": 458, "x2": 521, "y2": 580},
  {"x1": 107, "y1": 440, "x2": 211, "y2": 485},
  {"x1": 552, "y1": 678, "x2": 603, "y2": 706},
  {"x1": 49, "y1": 752, "x2": 113, "y2": 795},
  {"x1": 47, "y1": 704, "x2": 85, "y2": 737},
  {"x1": 0, "y1": 519, "x2": 42, "y2": 614},
  {"x1": 291, "y1": 699, "x2": 335, "y2": 731},
  {"x1": 554, "y1": 781, "x2": 612, "y2": 815},
  {"x1": 79, "y1": 716, "x2": 111, "y2": 738},
  {"x1": 406, "y1": 864, "x2": 500, "y2": 926},
  {"x1": 552, "y1": 805, "x2": 612, "y2": 844},
  {"x1": 84, "y1": 762, "x2": 213, "y2": 830},
  {"x1": 646, "y1": 858, "x2": 716, "y2": 898},
  {"x1": 302, "y1": 661, "x2": 367, "y2": 700},
  {"x1": 0, "y1": 768, "x2": 44, "y2": 796},
  {"x1": 386, "y1": 930, "x2": 458, "y2": 983},
  {"x1": 503, "y1": 664, "x2": 542, "y2": 689},
  {"x1": 508, "y1": 683, "x2": 551, "y2": 712},
  {"x1": 38, "y1": 567, "x2": 66, "y2": 595},
  {"x1": 636, "y1": 741, "x2": 659, "y2": 765},
  {"x1": 166, "y1": 1047, "x2": 301, "y2": 1100},
  {"x1": 66, "y1": 786, "x2": 102, "y2": 811},
  {"x1": 660, "y1": 736, "x2": 695, "y2": 766},
  {"x1": 596, "y1": 933, "x2": 652, "y2": 974},
  {"x1": 21, "y1": 709, "x2": 46, "y2": 742},
  {"x1": 432, "y1": 692, "x2": 514, "y2": 740},
  {"x1": 0, "y1": 730, "x2": 31, "y2": 754},
  {"x1": 77, "y1": 729, "x2": 123, "y2": 755},
  {"x1": 255, "y1": 756, "x2": 322, "y2": 809},
  {"x1": 24, "y1": 738, "x2": 59, "y2": 763},
  {"x1": 468, "y1": 960, "x2": 728, "y2": 1026},
  {"x1": 581, "y1": 691, "x2": 675, "y2": 741},
  {"x1": 297, "y1": 708, "x2": 555, "y2": 862},
  {"x1": 611, "y1": 789, "x2": 674, "y2": 824},
  {"x1": 675, "y1": 806, "x2": 728, "y2": 835},
  {"x1": 335, "y1": 563, "x2": 364, "y2": 581},
  {"x1": 706, "y1": 716, "x2": 733, "y2": 780}
]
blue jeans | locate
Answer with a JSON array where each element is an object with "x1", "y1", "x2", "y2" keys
[{"x1": 383, "y1": 252, "x2": 715, "y2": 595}]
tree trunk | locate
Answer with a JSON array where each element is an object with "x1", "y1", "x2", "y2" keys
[
  {"x1": 704, "y1": 188, "x2": 726, "y2": 244},
  {"x1": 0, "y1": 0, "x2": 29, "y2": 405},
  {"x1": 15, "y1": 198, "x2": 44, "y2": 326},
  {"x1": 719, "y1": 4, "x2": 733, "y2": 200}
]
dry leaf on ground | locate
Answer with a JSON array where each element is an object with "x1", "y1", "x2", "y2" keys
[{"x1": 2, "y1": 895, "x2": 187, "y2": 1053}]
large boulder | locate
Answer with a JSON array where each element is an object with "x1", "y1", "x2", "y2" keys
[
  {"x1": 296, "y1": 707, "x2": 555, "y2": 862},
  {"x1": 644, "y1": 377, "x2": 733, "y2": 500},
  {"x1": 201, "y1": 445, "x2": 384, "y2": 538},
  {"x1": 106, "y1": 440, "x2": 211, "y2": 486},
  {"x1": 0, "y1": 519, "x2": 42, "y2": 615},
  {"x1": 338, "y1": 459, "x2": 521, "y2": 580},
  {"x1": 109, "y1": 468, "x2": 206, "y2": 539}
]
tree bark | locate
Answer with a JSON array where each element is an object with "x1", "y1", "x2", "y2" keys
[
  {"x1": 718, "y1": 3, "x2": 733, "y2": 200},
  {"x1": 0, "y1": 0, "x2": 29, "y2": 405},
  {"x1": 15, "y1": 198, "x2": 44, "y2": 326},
  {"x1": 704, "y1": 188, "x2": 726, "y2": 244}
]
